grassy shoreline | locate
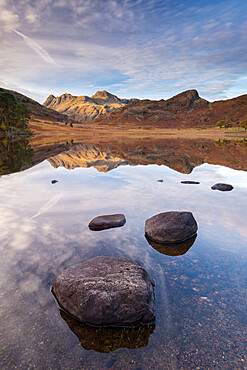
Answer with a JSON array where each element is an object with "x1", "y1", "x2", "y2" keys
[{"x1": 29, "y1": 119, "x2": 247, "y2": 140}]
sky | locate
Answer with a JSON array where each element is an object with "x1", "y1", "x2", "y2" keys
[{"x1": 0, "y1": 0, "x2": 247, "y2": 103}]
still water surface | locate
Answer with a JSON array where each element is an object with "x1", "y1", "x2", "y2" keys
[{"x1": 0, "y1": 139, "x2": 247, "y2": 369}]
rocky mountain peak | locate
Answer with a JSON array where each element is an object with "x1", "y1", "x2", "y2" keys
[
  {"x1": 43, "y1": 94, "x2": 55, "y2": 106},
  {"x1": 91, "y1": 90, "x2": 118, "y2": 100}
]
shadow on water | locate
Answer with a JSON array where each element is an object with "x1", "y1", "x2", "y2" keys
[
  {"x1": 145, "y1": 234, "x2": 197, "y2": 256},
  {"x1": 60, "y1": 310, "x2": 155, "y2": 353}
]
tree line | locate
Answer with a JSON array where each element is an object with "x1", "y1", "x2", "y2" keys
[
  {"x1": 215, "y1": 119, "x2": 247, "y2": 130},
  {"x1": 0, "y1": 92, "x2": 31, "y2": 135}
]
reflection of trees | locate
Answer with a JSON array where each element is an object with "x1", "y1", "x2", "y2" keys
[{"x1": 0, "y1": 137, "x2": 33, "y2": 175}]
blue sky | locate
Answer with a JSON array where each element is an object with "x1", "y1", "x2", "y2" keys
[{"x1": 0, "y1": 0, "x2": 247, "y2": 103}]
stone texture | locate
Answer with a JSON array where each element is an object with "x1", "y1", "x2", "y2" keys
[
  {"x1": 88, "y1": 214, "x2": 126, "y2": 231},
  {"x1": 145, "y1": 211, "x2": 198, "y2": 244},
  {"x1": 52, "y1": 256, "x2": 155, "y2": 327},
  {"x1": 211, "y1": 183, "x2": 233, "y2": 191}
]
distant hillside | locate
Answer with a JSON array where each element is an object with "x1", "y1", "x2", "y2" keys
[
  {"x1": 43, "y1": 90, "x2": 136, "y2": 122},
  {"x1": 95, "y1": 89, "x2": 247, "y2": 128},
  {"x1": 0, "y1": 87, "x2": 73, "y2": 125}
]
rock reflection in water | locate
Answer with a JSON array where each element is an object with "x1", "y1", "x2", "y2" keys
[
  {"x1": 146, "y1": 234, "x2": 197, "y2": 256},
  {"x1": 60, "y1": 310, "x2": 155, "y2": 353}
]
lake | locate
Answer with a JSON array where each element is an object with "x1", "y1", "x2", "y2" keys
[{"x1": 0, "y1": 135, "x2": 246, "y2": 369}]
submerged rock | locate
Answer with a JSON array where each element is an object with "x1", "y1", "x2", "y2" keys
[
  {"x1": 145, "y1": 211, "x2": 198, "y2": 244},
  {"x1": 52, "y1": 256, "x2": 155, "y2": 327},
  {"x1": 146, "y1": 234, "x2": 197, "y2": 256},
  {"x1": 60, "y1": 310, "x2": 155, "y2": 353},
  {"x1": 211, "y1": 183, "x2": 233, "y2": 191},
  {"x1": 88, "y1": 214, "x2": 126, "y2": 231},
  {"x1": 181, "y1": 181, "x2": 200, "y2": 184}
]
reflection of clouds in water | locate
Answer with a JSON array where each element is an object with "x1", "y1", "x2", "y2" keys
[
  {"x1": 0, "y1": 207, "x2": 36, "y2": 251},
  {"x1": 1, "y1": 161, "x2": 247, "y2": 258},
  {"x1": 31, "y1": 193, "x2": 63, "y2": 219},
  {"x1": 19, "y1": 274, "x2": 41, "y2": 294},
  {"x1": 0, "y1": 161, "x2": 247, "y2": 368}
]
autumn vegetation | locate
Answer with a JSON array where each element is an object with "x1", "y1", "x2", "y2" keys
[
  {"x1": 0, "y1": 92, "x2": 32, "y2": 136},
  {"x1": 215, "y1": 119, "x2": 247, "y2": 130}
]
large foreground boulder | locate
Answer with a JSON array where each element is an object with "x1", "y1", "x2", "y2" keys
[
  {"x1": 211, "y1": 183, "x2": 233, "y2": 191},
  {"x1": 145, "y1": 211, "x2": 198, "y2": 244},
  {"x1": 52, "y1": 256, "x2": 155, "y2": 327},
  {"x1": 88, "y1": 214, "x2": 126, "y2": 231}
]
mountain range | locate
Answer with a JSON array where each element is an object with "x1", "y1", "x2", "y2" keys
[
  {"x1": 43, "y1": 89, "x2": 247, "y2": 128},
  {"x1": 95, "y1": 89, "x2": 247, "y2": 128},
  {"x1": 2, "y1": 86, "x2": 247, "y2": 131},
  {"x1": 43, "y1": 90, "x2": 136, "y2": 122}
]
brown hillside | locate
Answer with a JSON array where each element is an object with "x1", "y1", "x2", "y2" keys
[
  {"x1": 0, "y1": 87, "x2": 73, "y2": 126},
  {"x1": 95, "y1": 90, "x2": 247, "y2": 129}
]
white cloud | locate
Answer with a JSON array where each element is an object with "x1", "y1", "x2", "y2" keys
[
  {"x1": 12, "y1": 29, "x2": 56, "y2": 65},
  {"x1": 0, "y1": 9, "x2": 19, "y2": 32}
]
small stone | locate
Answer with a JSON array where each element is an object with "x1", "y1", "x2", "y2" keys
[
  {"x1": 88, "y1": 214, "x2": 126, "y2": 231},
  {"x1": 52, "y1": 256, "x2": 155, "y2": 327},
  {"x1": 181, "y1": 181, "x2": 200, "y2": 184},
  {"x1": 157, "y1": 179, "x2": 164, "y2": 182},
  {"x1": 211, "y1": 183, "x2": 233, "y2": 191},
  {"x1": 51, "y1": 180, "x2": 58, "y2": 184},
  {"x1": 145, "y1": 211, "x2": 198, "y2": 244}
]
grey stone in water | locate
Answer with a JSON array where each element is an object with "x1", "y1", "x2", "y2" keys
[
  {"x1": 181, "y1": 181, "x2": 200, "y2": 184},
  {"x1": 211, "y1": 183, "x2": 233, "y2": 191},
  {"x1": 52, "y1": 256, "x2": 155, "y2": 327},
  {"x1": 88, "y1": 214, "x2": 126, "y2": 231},
  {"x1": 145, "y1": 211, "x2": 198, "y2": 244}
]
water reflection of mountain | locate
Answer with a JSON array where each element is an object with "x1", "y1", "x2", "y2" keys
[
  {"x1": 48, "y1": 144, "x2": 128, "y2": 172},
  {"x1": 47, "y1": 137, "x2": 247, "y2": 174},
  {"x1": 1, "y1": 135, "x2": 247, "y2": 175},
  {"x1": 60, "y1": 310, "x2": 155, "y2": 353}
]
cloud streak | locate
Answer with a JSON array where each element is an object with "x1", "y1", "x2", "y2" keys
[{"x1": 12, "y1": 29, "x2": 56, "y2": 65}]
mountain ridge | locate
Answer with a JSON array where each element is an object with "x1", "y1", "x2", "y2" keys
[
  {"x1": 43, "y1": 90, "x2": 137, "y2": 122},
  {"x1": 95, "y1": 89, "x2": 247, "y2": 128}
]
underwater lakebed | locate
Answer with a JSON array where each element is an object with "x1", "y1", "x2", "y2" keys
[{"x1": 0, "y1": 159, "x2": 246, "y2": 369}]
